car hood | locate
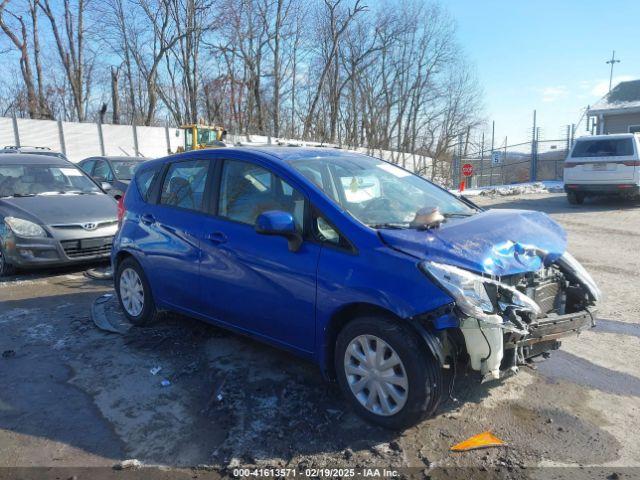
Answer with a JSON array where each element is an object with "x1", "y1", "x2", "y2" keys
[
  {"x1": 378, "y1": 209, "x2": 567, "y2": 276},
  {"x1": 0, "y1": 194, "x2": 117, "y2": 226}
]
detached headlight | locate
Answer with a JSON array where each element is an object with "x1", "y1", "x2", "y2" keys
[
  {"x1": 4, "y1": 217, "x2": 47, "y2": 238},
  {"x1": 421, "y1": 261, "x2": 542, "y2": 318},
  {"x1": 558, "y1": 251, "x2": 601, "y2": 302},
  {"x1": 421, "y1": 261, "x2": 494, "y2": 317}
]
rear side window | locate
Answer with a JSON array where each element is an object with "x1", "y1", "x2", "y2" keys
[
  {"x1": 572, "y1": 138, "x2": 634, "y2": 158},
  {"x1": 160, "y1": 159, "x2": 209, "y2": 211},
  {"x1": 135, "y1": 166, "x2": 161, "y2": 202}
]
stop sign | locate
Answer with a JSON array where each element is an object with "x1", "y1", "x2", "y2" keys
[{"x1": 462, "y1": 163, "x2": 474, "y2": 177}]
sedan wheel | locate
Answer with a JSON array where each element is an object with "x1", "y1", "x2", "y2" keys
[
  {"x1": 119, "y1": 267, "x2": 144, "y2": 317},
  {"x1": 344, "y1": 334, "x2": 409, "y2": 416}
]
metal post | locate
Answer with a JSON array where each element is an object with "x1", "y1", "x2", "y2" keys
[
  {"x1": 530, "y1": 110, "x2": 537, "y2": 182},
  {"x1": 503, "y1": 137, "x2": 507, "y2": 185},
  {"x1": 490, "y1": 121, "x2": 495, "y2": 186},
  {"x1": 11, "y1": 114, "x2": 20, "y2": 148},
  {"x1": 132, "y1": 123, "x2": 139, "y2": 156},
  {"x1": 97, "y1": 121, "x2": 106, "y2": 156},
  {"x1": 479, "y1": 132, "x2": 485, "y2": 188},
  {"x1": 165, "y1": 126, "x2": 171, "y2": 154},
  {"x1": 57, "y1": 119, "x2": 66, "y2": 156}
]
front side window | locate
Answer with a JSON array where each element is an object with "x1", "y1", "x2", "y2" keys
[
  {"x1": 219, "y1": 160, "x2": 305, "y2": 229},
  {"x1": 0, "y1": 164, "x2": 101, "y2": 197},
  {"x1": 289, "y1": 155, "x2": 475, "y2": 228},
  {"x1": 571, "y1": 138, "x2": 635, "y2": 158},
  {"x1": 160, "y1": 159, "x2": 209, "y2": 211}
]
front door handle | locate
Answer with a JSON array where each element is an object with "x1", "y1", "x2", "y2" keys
[
  {"x1": 206, "y1": 231, "x2": 227, "y2": 245},
  {"x1": 140, "y1": 213, "x2": 155, "y2": 225}
]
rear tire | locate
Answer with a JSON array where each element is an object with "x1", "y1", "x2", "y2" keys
[
  {"x1": 567, "y1": 192, "x2": 584, "y2": 205},
  {"x1": 335, "y1": 316, "x2": 443, "y2": 429},
  {"x1": 115, "y1": 257, "x2": 159, "y2": 326}
]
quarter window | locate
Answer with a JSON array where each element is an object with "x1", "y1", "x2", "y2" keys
[
  {"x1": 136, "y1": 166, "x2": 162, "y2": 202},
  {"x1": 160, "y1": 159, "x2": 209, "y2": 211},
  {"x1": 218, "y1": 160, "x2": 305, "y2": 229}
]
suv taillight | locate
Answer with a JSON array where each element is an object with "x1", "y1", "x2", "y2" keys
[
  {"x1": 622, "y1": 161, "x2": 640, "y2": 167},
  {"x1": 117, "y1": 194, "x2": 126, "y2": 226}
]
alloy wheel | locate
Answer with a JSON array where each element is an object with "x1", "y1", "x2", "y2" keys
[
  {"x1": 119, "y1": 267, "x2": 144, "y2": 317},
  {"x1": 343, "y1": 334, "x2": 408, "y2": 416}
]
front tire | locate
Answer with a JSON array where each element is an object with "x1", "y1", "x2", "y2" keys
[
  {"x1": 335, "y1": 316, "x2": 443, "y2": 429},
  {"x1": 0, "y1": 247, "x2": 16, "y2": 277},
  {"x1": 115, "y1": 257, "x2": 159, "y2": 326}
]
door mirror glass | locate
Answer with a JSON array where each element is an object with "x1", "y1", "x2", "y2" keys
[{"x1": 255, "y1": 210, "x2": 302, "y2": 252}]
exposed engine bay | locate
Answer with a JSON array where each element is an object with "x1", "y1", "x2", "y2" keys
[{"x1": 424, "y1": 252, "x2": 600, "y2": 382}]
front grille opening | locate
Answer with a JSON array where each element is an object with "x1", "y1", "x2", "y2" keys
[{"x1": 60, "y1": 236, "x2": 113, "y2": 258}]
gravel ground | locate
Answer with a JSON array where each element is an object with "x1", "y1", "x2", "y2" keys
[{"x1": 1, "y1": 192, "x2": 639, "y2": 479}]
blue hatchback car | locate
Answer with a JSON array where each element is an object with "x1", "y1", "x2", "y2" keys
[{"x1": 112, "y1": 147, "x2": 601, "y2": 428}]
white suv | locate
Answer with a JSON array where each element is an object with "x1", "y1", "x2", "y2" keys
[{"x1": 564, "y1": 133, "x2": 640, "y2": 204}]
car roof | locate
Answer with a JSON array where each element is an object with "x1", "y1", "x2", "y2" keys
[
  {"x1": 575, "y1": 133, "x2": 638, "y2": 140},
  {"x1": 0, "y1": 153, "x2": 72, "y2": 166},
  {"x1": 134, "y1": 147, "x2": 375, "y2": 179},
  {"x1": 82, "y1": 156, "x2": 147, "y2": 162}
]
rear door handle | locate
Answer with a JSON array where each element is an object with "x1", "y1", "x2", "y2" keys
[
  {"x1": 140, "y1": 213, "x2": 155, "y2": 225},
  {"x1": 206, "y1": 231, "x2": 227, "y2": 245}
]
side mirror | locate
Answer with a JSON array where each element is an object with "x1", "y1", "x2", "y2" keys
[
  {"x1": 101, "y1": 182, "x2": 112, "y2": 191},
  {"x1": 255, "y1": 210, "x2": 302, "y2": 252}
]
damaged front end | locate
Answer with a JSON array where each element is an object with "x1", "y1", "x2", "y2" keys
[{"x1": 420, "y1": 251, "x2": 601, "y2": 382}]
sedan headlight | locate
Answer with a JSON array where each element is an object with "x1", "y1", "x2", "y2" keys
[
  {"x1": 4, "y1": 217, "x2": 47, "y2": 238},
  {"x1": 557, "y1": 251, "x2": 601, "y2": 302},
  {"x1": 421, "y1": 261, "x2": 541, "y2": 318}
]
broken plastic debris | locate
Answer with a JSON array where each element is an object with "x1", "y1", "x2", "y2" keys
[
  {"x1": 450, "y1": 431, "x2": 506, "y2": 452},
  {"x1": 113, "y1": 459, "x2": 142, "y2": 470},
  {"x1": 150, "y1": 366, "x2": 162, "y2": 376},
  {"x1": 160, "y1": 379, "x2": 171, "y2": 387}
]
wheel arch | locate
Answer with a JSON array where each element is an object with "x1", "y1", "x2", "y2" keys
[{"x1": 321, "y1": 302, "x2": 445, "y2": 381}]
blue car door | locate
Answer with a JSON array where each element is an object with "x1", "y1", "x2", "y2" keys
[
  {"x1": 141, "y1": 158, "x2": 212, "y2": 312},
  {"x1": 198, "y1": 158, "x2": 320, "y2": 354}
]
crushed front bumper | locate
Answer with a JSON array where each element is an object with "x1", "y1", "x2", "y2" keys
[{"x1": 506, "y1": 308, "x2": 596, "y2": 350}]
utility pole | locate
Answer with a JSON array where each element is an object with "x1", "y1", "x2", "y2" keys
[{"x1": 606, "y1": 50, "x2": 620, "y2": 93}]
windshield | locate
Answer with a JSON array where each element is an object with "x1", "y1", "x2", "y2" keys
[
  {"x1": 112, "y1": 160, "x2": 140, "y2": 180},
  {"x1": 0, "y1": 164, "x2": 101, "y2": 197},
  {"x1": 289, "y1": 155, "x2": 475, "y2": 228}
]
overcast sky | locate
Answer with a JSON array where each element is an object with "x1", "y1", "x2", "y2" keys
[{"x1": 445, "y1": 0, "x2": 640, "y2": 145}]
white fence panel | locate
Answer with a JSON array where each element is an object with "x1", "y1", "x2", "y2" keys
[
  {"x1": 102, "y1": 124, "x2": 136, "y2": 157},
  {"x1": 16, "y1": 118, "x2": 61, "y2": 152},
  {"x1": 136, "y1": 126, "x2": 169, "y2": 159},
  {"x1": 0, "y1": 117, "x2": 15, "y2": 147},
  {"x1": 61, "y1": 121, "x2": 101, "y2": 163}
]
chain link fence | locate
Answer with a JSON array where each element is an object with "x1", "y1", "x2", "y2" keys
[{"x1": 452, "y1": 136, "x2": 572, "y2": 189}]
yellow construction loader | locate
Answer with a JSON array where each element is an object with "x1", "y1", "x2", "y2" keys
[{"x1": 176, "y1": 124, "x2": 227, "y2": 152}]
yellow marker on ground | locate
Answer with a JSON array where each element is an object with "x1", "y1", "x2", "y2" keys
[{"x1": 450, "y1": 431, "x2": 506, "y2": 452}]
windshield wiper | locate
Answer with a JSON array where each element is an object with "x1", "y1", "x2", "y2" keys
[
  {"x1": 4, "y1": 193, "x2": 37, "y2": 198},
  {"x1": 442, "y1": 212, "x2": 474, "y2": 218},
  {"x1": 368, "y1": 222, "x2": 409, "y2": 230}
]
